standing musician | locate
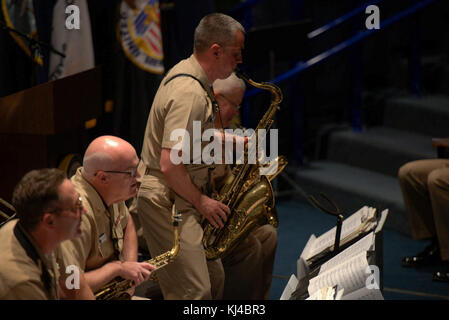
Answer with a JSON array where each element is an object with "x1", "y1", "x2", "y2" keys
[
  {"x1": 0, "y1": 168, "x2": 93, "y2": 299},
  {"x1": 137, "y1": 13, "x2": 245, "y2": 299},
  {"x1": 211, "y1": 73, "x2": 278, "y2": 300},
  {"x1": 56, "y1": 136, "x2": 155, "y2": 299}
]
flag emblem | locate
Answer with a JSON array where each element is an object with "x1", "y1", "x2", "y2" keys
[{"x1": 119, "y1": 0, "x2": 164, "y2": 74}]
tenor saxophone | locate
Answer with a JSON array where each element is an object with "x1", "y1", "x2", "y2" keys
[
  {"x1": 202, "y1": 68, "x2": 287, "y2": 260},
  {"x1": 95, "y1": 204, "x2": 181, "y2": 300}
]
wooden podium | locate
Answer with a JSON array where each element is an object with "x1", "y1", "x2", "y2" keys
[{"x1": 0, "y1": 67, "x2": 102, "y2": 201}]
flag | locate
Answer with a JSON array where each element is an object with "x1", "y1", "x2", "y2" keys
[
  {"x1": 1, "y1": 0, "x2": 43, "y2": 66},
  {"x1": 118, "y1": 0, "x2": 164, "y2": 74},
  {"x1": 48, "y1": 0, "x2": 94, "y2": 80}
]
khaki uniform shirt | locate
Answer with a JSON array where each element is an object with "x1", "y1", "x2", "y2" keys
[
  {"x1": 140, "y1": 54, "x2": 216, "y2": 196},
  {"x1": 0, "y1": 220, "x2": 59, "y2": 300},
  {"x1": 57, "y1": 168, "x2": 129, "y2": 272}
]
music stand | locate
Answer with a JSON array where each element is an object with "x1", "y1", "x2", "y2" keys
[{"x1": 308, "y1": 193, "x2": 344, "y2": 255}]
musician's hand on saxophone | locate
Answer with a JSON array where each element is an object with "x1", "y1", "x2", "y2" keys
[
  {"x1": 196, "y1": 194, "x2": 230, "y2": 229},
  {"x1": 160, "y1": 148, "x2": 231, "y2": 229},
  {"x1": 118, "y1": 261, "x2": 156, "y2": 287},
  {"x1": 214, "y1": 130, "x2": 249, "y2": 151}
]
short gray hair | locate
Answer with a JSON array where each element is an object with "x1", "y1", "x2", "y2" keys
[
  {"x1": 194, "y1": 13, "x2": 245, "y2": 53},
  {"x1": 213, "y1": 72, "x2": 246, "y2": 97}
]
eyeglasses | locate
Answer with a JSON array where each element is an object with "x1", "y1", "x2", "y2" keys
[
  {"x1": 71, "y1": 196, "x2": 84, "y2": 214},
  {"x1": 56, "y1": 196, "x2": 83, "y2": 215},
  {"x1": 219, "y1": 93, "x2": 241, "y2": 110},
  {"x1": 100, "y1": 168, "x2": 137, "y2": 178}
]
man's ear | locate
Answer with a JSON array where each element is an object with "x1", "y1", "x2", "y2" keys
[
  {"x1": 41, "y1": 212, "x2": 56, "y2": 229},
  {"x1": 210, "y1": 43, "x2": 221, "y2": 58},
  {"x1": 95, "y1": 171, "x2": 108, "y2": 184}
]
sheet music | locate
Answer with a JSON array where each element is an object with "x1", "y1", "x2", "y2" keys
[
  {"x1": 297, "y1": 234, "x2": 316, "y2": 279},
  {"x1": 306, "y1": 206, "x2": 367, "y2": 259},
  {"x1": 375, "y1": 209, "x2": 389, "y2": 234},
  {"x1": 300, "y1": 234, "x2": 317, "y2": 259},
  {"x1": 308, "y1": 251, "x2": 369, "y2": 297},
  {"x1": 319, "y1": 232, "x2": 375, "y2": 273},
  {"x1": 280, "y1": 274, "x2": 299, "y2": 300},
  {"x1": 341, "y1": 286, "x2": 384, "y2": 300},
  {"x1": 306, "y1": 206, "x2": 377, "y2": 260},
  {"x1": 306, "y1": 285, "x2": 344, "y2": 300}
]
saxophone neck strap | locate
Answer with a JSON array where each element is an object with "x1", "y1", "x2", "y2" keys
[
  {"x1": 163, "y1": 73, "x2": 224, "y2": 129},
  {"x1": 164, "y1": 73, "x2": 207, "y2": 92}
]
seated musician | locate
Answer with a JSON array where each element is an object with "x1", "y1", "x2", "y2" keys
[
  {"x1": 0, "y1": 168, "x2": 93, "y2": 299},
  {"x1": 211, "y1": 73, "x2": 278, "y2": 300},
  {"x1": 56, "y1": 136, "x2": 155, "y2": 299}
]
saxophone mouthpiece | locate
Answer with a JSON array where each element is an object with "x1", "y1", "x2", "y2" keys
[{"x1": 234, "y1": 67, "x2": 249, "y2": 82}]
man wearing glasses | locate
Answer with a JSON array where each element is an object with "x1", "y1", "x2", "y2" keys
[
  {"x1": 0, "y1": 168, "x2": 93, "y2": 299},
  {"x1": 57, "y1": 135, "x2": 155, "y2": 299}
]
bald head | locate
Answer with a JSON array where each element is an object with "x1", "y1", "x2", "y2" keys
[
  {"x1": 83, "y1": 136, "x2": 137, "y2": 176},
  {"x1": 81, "y1": 136, "x2": 140, "y2": 205}
]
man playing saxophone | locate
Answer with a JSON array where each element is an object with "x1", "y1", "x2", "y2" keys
[
  {"x1": 56, "y1": 136, "x2": 155, "y2": 299},
  {"x1": 137, "y1": 13, "x2": 245, "y2": 299},
  {"x1": 211, "y1": 73, "x2": 278, "y2": 300}
]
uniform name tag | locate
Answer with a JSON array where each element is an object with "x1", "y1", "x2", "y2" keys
[{"x1": 99, "y1": 233, "x2": 107, "y2": 244}]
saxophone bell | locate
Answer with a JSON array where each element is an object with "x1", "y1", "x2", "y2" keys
[{"x1": 202, "y1": 70, "x2": 285, "y2": 260}]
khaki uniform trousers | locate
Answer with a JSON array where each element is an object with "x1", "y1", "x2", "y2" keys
[
  {"x1": 398, "y1": 159, "x2": 449, "y2": 260},
  {"x1": 137, "y1": 174, "x2": 224, "y2": 300},
  {"x1": 221, "y1": 224, "x2": 277, "y2": 300}
]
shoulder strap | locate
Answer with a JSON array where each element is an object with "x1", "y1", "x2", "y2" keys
[
  {"x1": 164, "y1": 73, "x2": 225, "y2": 196},
  {"x1": 163, "y1": 73, "x2": 223, "y2": 128},
  {"x1": 164, "y1": 73, "x2": 207, "y2": 91},
  {"x1": 13, "y1": 222, "x2": 53, "y2": 292}
]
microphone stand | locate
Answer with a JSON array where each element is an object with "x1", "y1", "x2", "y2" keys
[{"x1": 0, "y1": 20, "x2": 65, "y2": 85}]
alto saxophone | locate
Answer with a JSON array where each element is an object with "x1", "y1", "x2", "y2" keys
[
  {"x1": 95, "y1": 204, "x2": 181, "y2": 300},
  {"x1": 202, "y1": 68, "x2": 288, "y2": 260}
]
